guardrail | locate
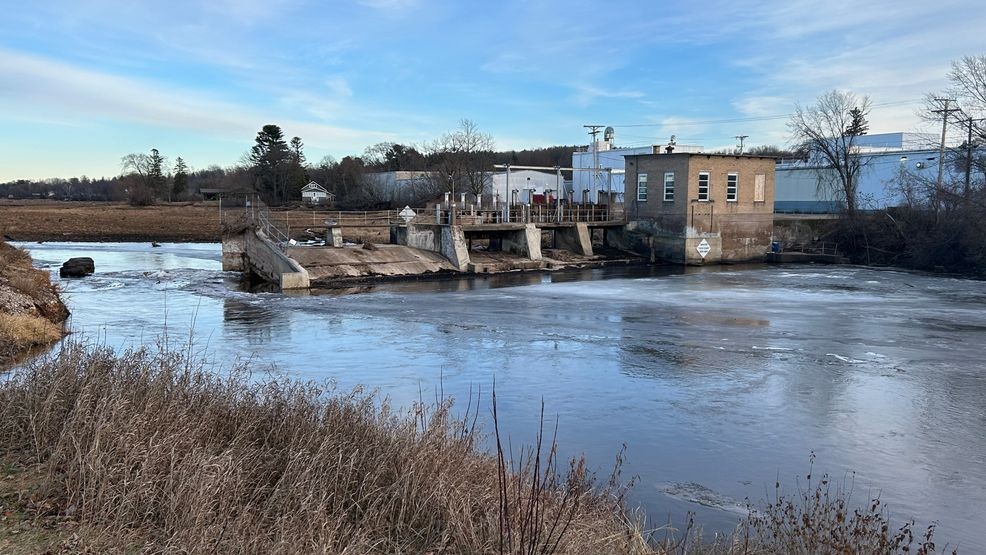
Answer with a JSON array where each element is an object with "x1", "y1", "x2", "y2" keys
[
  {"x1": 220, "y1": 194, "x2": 627, "y2": 247},
  {"x1": 432, "y1": 204, "x2": 625, "y2": 225}
]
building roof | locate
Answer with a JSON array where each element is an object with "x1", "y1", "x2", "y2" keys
[
  {"x1": 626, "y1": 152, "x2": 777, "y2": 160},
  {"x1": 301, "y1": 181, "x2": 328, "y2": 193}
]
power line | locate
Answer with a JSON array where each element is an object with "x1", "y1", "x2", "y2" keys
[{"x1": 609, "y1": 99, "x2": 922, "y2": 128}]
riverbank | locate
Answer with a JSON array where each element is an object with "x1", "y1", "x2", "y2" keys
[
  {"x1": 0, "y1": 344, "x2": 947, "y2": 553},
  {"x1": 0, "y1": 240, "x2": 68, "y2": 366}
]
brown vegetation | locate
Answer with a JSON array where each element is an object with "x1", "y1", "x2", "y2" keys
[
  {"x1": 0, "y1": 345, "x2": 648, "y2": 553},
  {"x1": 0, "y1": 200, "x2": 222, "y2": 242},
  {"x1": 0, "y1": 344, "x2": 953, "y2": 554},
  {"x1": 0, "y1": 240, "x2": 68, "y2": 364}
]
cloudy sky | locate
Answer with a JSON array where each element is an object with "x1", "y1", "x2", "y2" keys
[{"x1": 1, "y1": 0, "x2": 984, "y2": 180}]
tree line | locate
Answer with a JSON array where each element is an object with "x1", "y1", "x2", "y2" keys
[
  {"x1": 4, "y1": 120, "x2": 573, "y2": 208},
  {"x1": 789, "y1": 54, "x2": 986, "y2": 275}
]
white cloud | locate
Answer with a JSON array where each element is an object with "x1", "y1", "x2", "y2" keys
[
  {"x1": 571, "y1": 86, "x2": 646, "y2": 107},
  {"x1": 0, "y1": 48, "x2": 390, "y2": 149}
]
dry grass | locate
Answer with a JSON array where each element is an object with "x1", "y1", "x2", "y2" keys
[
  {"x1": 0, "y1": 241, "x2": 33, "y2": 272},
  {"x1": 0, "y1": 314, "x2": 63, "y2": 353},
  {"x1": 4, "y1": 270, "x2": 53, "y2": 300},
  {"x1": 0, "y1": 344, "x2": 650, "y2": 554},
  {"x1": 0, "y1": 344, "x2": 955, "y2": 554},
  {"x1": 0, "y1": 239, "x2": 67, "y2": 363}
]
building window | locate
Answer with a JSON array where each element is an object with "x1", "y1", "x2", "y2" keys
[
  {"x1": 754, "y1": 173, "x2": 766, "y2": 202},
  {"x1": 663, "y1": 172, "x2": 675, "y2": 201},
  {"x1": 698, "y1": 172, "x2": 710, "y2": 201},
  {"x1": 726, "y1": 173, "x2": 738, "y2": 201},
  {"x1": 637, "y1": 173, "x2": 648, "y2": 201}
]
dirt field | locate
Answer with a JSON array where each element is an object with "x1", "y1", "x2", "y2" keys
[{"x1": 0, "y1": 200, "x2": 223, "y2": 242}]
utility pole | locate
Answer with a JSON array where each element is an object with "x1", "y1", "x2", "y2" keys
[
  {"x1": 735, "y1": 135, "x2": 749, "y2": 155},
  {"x1": 931, "y1": 98, "x2": 960, "y2": 216},
  {"x1": 958, "y1": 117, "x2": 985, "y2": 198},
  {"x1": 584, "y1": 125, "x2": 604, "y2": 204}
]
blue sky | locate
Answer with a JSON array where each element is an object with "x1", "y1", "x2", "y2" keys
[{"x1": 1, "y1": 0, "x2": 984, "y2": 180}]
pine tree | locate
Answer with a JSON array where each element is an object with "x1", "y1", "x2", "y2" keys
[
  {"x1": 148, "y1": 148, "x2": 167, "y2": 199},
  {"x1": 249, "y1": 125, "x2": 291, "y2": 202},
  {"x1": 172, "y1": 157, "x2": 188, "y2": 198},
  {"x1": 844, "y1": 107, "x2": 869, "y2": 137}
]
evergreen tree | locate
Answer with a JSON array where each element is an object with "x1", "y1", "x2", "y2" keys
[
  {"x1": 172, "y1": 157, "x2": 188, "y2": 198},
  {"x1": 249, "y1": 124, "x2": 291, "y2": 202},
  {"x1": 148, "y1": 148, "x2": 167, "y2": 197},
  {"x1": 844, "y1": 107, "x2": 869, "y2": 137},
  {"x1": 289, "y1": 136, "x2": 306, "y2": 165}
]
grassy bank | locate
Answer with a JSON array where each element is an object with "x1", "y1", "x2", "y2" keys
[
  {"x1": 0, "y1": 344, "x2": 951, "y2": 553},
  {"x1": 0, "y1": 240, "x2": 68, "y2": 365}
]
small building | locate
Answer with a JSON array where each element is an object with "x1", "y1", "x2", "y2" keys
[
  {"x1": 624, "y1": 153, "x2": 776, "y2": 264},
  {"x1": 491, "y1": 169, "x2": 563, "y2": 205},
  {"x1": 572, "y1": 140, "x2": 704, "y2": 203},
  {"x1": 301, "y1": 181, "x2": 333, "y2": 204}
]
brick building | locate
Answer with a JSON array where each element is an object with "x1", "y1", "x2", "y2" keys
[{"x1": 623, "y1": 153, "x2": 775, "y2": 264}]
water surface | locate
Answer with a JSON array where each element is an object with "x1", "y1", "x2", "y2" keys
[{"x1": 21, "y1": 242, "x2": 986, "y2": 550}]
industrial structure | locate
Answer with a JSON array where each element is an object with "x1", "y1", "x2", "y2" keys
[{"x1": 624, "y1": 153, "x2": 776, "y2": 264}]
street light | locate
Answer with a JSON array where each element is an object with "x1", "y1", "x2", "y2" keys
[{"x1": 448, "y1": 172, "x2": 454, "y2": 225}]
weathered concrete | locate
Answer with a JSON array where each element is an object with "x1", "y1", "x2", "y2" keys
[
  {"x1": 228, "y1": 229, "x2": 310, "y2": 289},
  {"x1": 554, "y1": 223, "x2": 593, "y2": 256},
  {"x1": 441, "y1": 226, "x2": 471, "y2": 270},
  {"x1": 501, "y1": 224, "x2": 542, "y2": 261},
  {"x1": 325, "y1": 227, "x2": 344, "y2": 247},
  {"x1": 392, "y1": 224, "x2": 471, "y2": 271},
  {"x1": 287, "y1": 244, "x2": 455, "y2": 281},
  {"x1": 611, "y1": 221, "x2": 721, "y2": 265},
  {"x1": 221, "y1": 233, "x2": 246, "y2": 271}
]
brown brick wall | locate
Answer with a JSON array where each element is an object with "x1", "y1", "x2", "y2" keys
[{"x1": 625, "y1": 153, "x2": 776, "y2": 262}]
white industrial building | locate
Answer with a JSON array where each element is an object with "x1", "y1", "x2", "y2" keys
[
  {"x1": 571, "y1": 135, "x2": 703, "y2": 203},
  {"x1": 774, "y1": 132, "x2": 969, "y2": 213},
  {"x1": 490, "y1": 169, "x2": 569, "y2": 205}
]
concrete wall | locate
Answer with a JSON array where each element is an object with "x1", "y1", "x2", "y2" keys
[
  {"x1": 440, "y1": 226, "x2": 471, "y2": 270},
  {"x1": 395, "y1": 224, "x2": 471, "y2": 270},
  {"x1": 244, "y1": 230, "x2": 310, "y2": 289},
  {"x1": 554, "y1": 223, "x2": 593, "y2": 256},
  {"x1": 500, "y1": 224, "x2": 542, "y2": 261},
  {"x1": 222, "y1": 233, "x2": 246, "y2": 271}
]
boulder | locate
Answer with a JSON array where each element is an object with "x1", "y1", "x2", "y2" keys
[{"x1": 59, "y1": 257, "x2": 95, "y2": 278}]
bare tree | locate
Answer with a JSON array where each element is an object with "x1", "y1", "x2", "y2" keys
[
  {"x1": 427, "y1": 119, "x2": 495, "y2": 198},
  {"x1": 789, "y1": 90, "x2": 872, "y2": 221}
]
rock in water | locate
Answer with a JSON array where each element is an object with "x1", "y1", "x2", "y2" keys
[{"x1": 60, "y1": 257, "x2": 95, "y2": 278}]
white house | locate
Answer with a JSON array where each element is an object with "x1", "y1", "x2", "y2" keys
[{"x1": 301, "y1": 181, "x2": 332, "y2": 204}]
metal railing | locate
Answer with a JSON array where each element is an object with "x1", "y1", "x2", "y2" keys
[
  {"x1": 432, "y1": 203, "x2": 625, "y2": 225},
  {"x1": 782, "y1": 241, "x2": 842, "y2": 256},
  {"x1": 220, "y1": 194, "x2": 291, "y2": 249}
]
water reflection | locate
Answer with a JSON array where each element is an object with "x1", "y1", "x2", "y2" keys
[{"x1": 15, "y1": 242, "x2": 986, "y2": 550}]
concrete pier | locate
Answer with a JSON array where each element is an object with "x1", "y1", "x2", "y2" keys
[{"x1": 222, "y1": 229, "x2": 310, "y2": 289}]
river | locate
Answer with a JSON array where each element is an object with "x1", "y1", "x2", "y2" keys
[{"x1": 18, "y1": 241, "x2": 986, "y2": 550}]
